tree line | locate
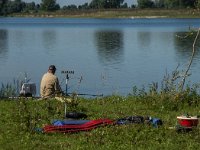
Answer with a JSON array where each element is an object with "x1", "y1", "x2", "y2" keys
[{"x1": 1, "y1": 0, "x2": 200, "y2": 16}]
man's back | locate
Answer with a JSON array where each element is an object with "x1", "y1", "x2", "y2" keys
[{"x1": 40, "y1": 72, "x2": 61, "y2": 98}]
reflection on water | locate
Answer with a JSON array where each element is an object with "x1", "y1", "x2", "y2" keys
[
  {"x1": 42, "y1": 30, "x2": 57, "y2": 52},
  {"x1": 95, "y1": 30, "x2": 124, "y2": 67},
  {"x1": 137, "y1": 32, "x2": 151, "y2": 48},
  {"x1": 0, "y1": 18, "x2": 200, "y2": 96},
  {"x1": 12, "y1": 30, "x2": 25, "y2": 50},
  {"x1": 174, "y1": 32, "x2": 200, "y2": 62},
  {"x1": 0, "y1": 29, "x2": 8, "y2": 57}
]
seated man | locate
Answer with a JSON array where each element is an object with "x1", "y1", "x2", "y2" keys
[{"x1": 40, "y1": 65, "x2": 62, "y2": 98}]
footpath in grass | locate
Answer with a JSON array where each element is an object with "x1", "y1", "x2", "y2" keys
[{"x1": 0, "y1": 93, "x2": 200, "y2": 150}]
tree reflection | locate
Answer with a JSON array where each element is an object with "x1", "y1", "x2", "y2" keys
[
  {"x1": 174, "y1": 32, "x2": 200, "y2": 60},
  {"x1": 0, "y1": 29, "x2": 8, "y2": 56},
  {"x1": 95, "y1": 30, "x2": 124, "y2": 66},
  {"x1": 42, "y1": 30, "x2": 57, "y2": 51},
  {"x1": 137, "y1": 31, "x2": 151, "y2": 49}
]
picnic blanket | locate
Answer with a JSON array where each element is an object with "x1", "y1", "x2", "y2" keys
[{"x1": 43, "y1": 118, "x2": 114, "y2": 133}]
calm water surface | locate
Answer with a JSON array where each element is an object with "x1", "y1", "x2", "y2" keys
[{"x1": 0, "y1": 18, "x2": 200, "y2": 96}]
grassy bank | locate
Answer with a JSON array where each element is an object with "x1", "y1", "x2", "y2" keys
[
  {"x1": 12, "y1": 8, "x2": 200, "y2": 18},
  {"x1": 0, "y1": 92, "x2": 200, "y2": 149}
]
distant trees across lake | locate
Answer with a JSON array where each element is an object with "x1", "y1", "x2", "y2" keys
[{"x1": 1, "y1": 0, "x2": 200, "y2": 16}]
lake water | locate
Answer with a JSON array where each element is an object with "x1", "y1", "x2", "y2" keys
[{"x1": 0, "y1": 18, "x2": 200, "y2": 96}]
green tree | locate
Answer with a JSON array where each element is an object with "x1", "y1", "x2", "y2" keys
[
  {"x1": 181, "y1": 0, "x2": 196, "y2": 8},
  {"x1": 26, "y1": 2, "x2": 36, "y2": 10},
  {"x1": 131, "y1": 4, "x2": 136, "y2": 8},
  {"x1": 23, "y1": 2, "x2": 40, "y2": 13},
  {"x1": 164, "y1": 0, "x2": 179, "y2": 8},
  {"x1": 89, "y1": 0, "x2": 124, "y2": 9},
  {"x1": 78, "y1": 3, "x2": 89, "y2": 10},
  {"x1": 5, "y1": 0, "x2": 25, "y2": 14},
  {"x1": 196, "y1": 0, "x2": 200, "y2": 8},
  {"x1": 62, "y1": 4, "x2": 77, "y2": 10},
  {"x1": 121, "y1": 2, "x2": 128, "y2": 8},
  {"x1": 0, "y1": 0, "x2": 8, "y2": 15},
  {"x1": 90, "y1": 0, "x2": 106, "y2": 9},
  {"x1": 154, "y1": 0, "x2": 165, "y2": 8},
  {"x1": 0, "y1": 0, "x2": 6, "y2": 10},
  {"x1": 137, "y1": 0, "x2": 154, "y2": 8},
  {"x1": 41, "y1": 0, "x2": 60, "y2": 11},
  {"x1": 104, "y1": 0, "x2": 124, "y2": 8},
  {"x1": 164, "y1": 0, "x2": 196, "y2": 8}
]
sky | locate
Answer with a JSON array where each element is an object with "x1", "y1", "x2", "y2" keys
[{"x1": 23, "y1": 0, "x2": 137, "y2": 6}]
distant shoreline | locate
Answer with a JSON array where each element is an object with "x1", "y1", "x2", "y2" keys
[{"x1": 10, "y1": 9, "x2": 200, "y2": 18}]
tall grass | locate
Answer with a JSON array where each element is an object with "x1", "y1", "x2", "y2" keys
[
  {"x1": 0, "y1": 73, "x2": 31, "y2": 97},
  {"x1": 0, "y1": 79, "x2": 21, "y2": 97}
]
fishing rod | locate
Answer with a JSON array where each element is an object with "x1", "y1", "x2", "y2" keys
[
  {"x1": 67, "y1": 93, "x2": 103, "y2": 97},
  {"x1": 61, "y1": 70, "x2": 74, "y2": 96},
  {"x1": 61, "y1": 70, "x2": 103, "y2": 97}
]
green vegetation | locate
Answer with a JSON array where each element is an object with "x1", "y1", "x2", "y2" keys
[
  {"x1": 10, "y1": 8, "x2": 200, "y2": 18},
  {"x1": 40, "y1": 0, "x2": 60, "y2": 11},
  {"x1": 0, "y1": 84, "x2": 200, "y2": 149},
  {"x1": 1, "y1": 0, "x2": 200, "y2": 18}
]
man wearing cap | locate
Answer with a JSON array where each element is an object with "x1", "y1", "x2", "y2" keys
[{"x1": 40, "y1": 65, "x2": 62, "y2": 98}]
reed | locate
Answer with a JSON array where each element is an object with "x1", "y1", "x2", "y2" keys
[{"x1": 0, "y1": 79, "x2": 19, "y2": 97}]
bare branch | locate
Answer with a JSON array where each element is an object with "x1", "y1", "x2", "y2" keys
[{"x1": 180, "y1": 28, "x2": 200, "y2": 91}]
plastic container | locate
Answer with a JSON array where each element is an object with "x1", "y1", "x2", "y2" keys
[{"x1": 177, "y1": 116, "x2": 199, "y2": 127}]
